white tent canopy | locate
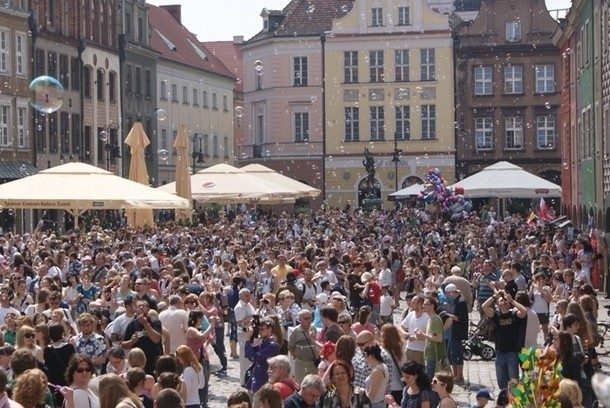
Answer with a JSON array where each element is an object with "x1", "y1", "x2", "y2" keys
[
  {"x1": 0, "y1": 162, "x2": 190, "y2": 228},
  {"x1": 388, "y1": 183, "x2": 423, "y2": 201},
  {"x1": 450, "y1": 161, "x2": 562, "y2": 198},
  {"x1": 241, "y1": 164, "x2": 320, "y2": 198}
]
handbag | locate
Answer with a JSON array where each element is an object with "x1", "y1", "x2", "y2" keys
[
  {"x1": 302, "y1": 327, "x2": 321, "y2": 366},
  {"x1": 434, "y1": 333, "x2": 451, "y2": 373},
  {"x1": 244, "y1": 363, "x2": 255, "y2": 386}
]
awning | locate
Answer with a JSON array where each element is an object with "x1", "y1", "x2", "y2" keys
[{"x1": 0, "y1": 162, "x2": 38, "y2": 180}]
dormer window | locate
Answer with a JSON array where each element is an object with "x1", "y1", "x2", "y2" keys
[
  {"x1": 505, "y1": 20, "x2": 521, "y2": 42},
  {"x1": 372, "y1": 7, "x2": 383, "y2": 26}
]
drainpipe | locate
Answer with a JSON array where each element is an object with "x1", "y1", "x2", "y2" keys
[{"x1": 321, "y1": 32, "x2": 327, "y2": 205}]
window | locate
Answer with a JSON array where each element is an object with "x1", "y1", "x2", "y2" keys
[
  {"x1": 125, "y1": 12, "x2": 131, "y2": 35},
  {"x1": 506, "y1": 20, "x2": 521, "y2": 42},
  {"x1": 537, "y1": 115, "x2": 555, "y2": 149},
  {"x1": 212, "y1": 93, "x2": 217, "y2": 109},
  {"x1": 61, "y1": 112, "x2": 70, "y2": 153},
  {"x1": 49, "y1": 113, "x2": 58, "y2": 153},
  {"x1": 96, "y1": 69, "x2": 104, "y2": 101},
  {"x1": 504, "y1": 65, "x2": 523, "y2": 94},
  {"x1": 35, "y1": 49, "x2": 44, "y2": 77},
  {"x1": 505, "y1": 116, "x2": 523, "y2": 149},
  {"x1": 125, "y1": 65, "x2": 132, "y2": 93},
  {"x1": 395, "y1": 50, "x2": 409, "y2": 82},
  {"x1": 83, "y1": 66, "x2": 92, "y2": 98},
  {"x1": 223, "y1": 95, "x2": 228, "y2": 111},
  {"x1": 160, "y1": 80, "x2": 167, "y2": 100},
  {"x1": 203, "y1": 133, "x2": 209, "y2": 155},
  {"x1": 213, "y1": 134, "x2": 218, "y2": 157},
  {"x1": 160, "y1": 129, "x2": 167, "y2": 150},
  {"x1": 193, "y1": 89, "x2": 198, "y2": 105},
  {"x1": 59, "y1": 54, "x2": 69, "y2": 88},
  {"x1": 135, "y1": 67, "x2": 142, "y2": 95},
  {"x1": 345, "y1": 107, "x2": 359, "y2": 141},
  {"x1": 474, "y1": 117, "x2": 493, "y2": 150},
  {"x1": 203, "y1": 91, "x2": 208, "y2": 107},
  {"x1": 138, "y1": 17, "x2": 143, "y2": 42},
  {"x1": 47, "y1": 51, "x2": 57, "y2": 78},
  {"x1": 474, "y1": 66, "x2": 492, "y2": 95},
  {"x1": 420, "y1": 49, "x2": 435, "y2": 81},
  {"x1": 109, "y1": 72, "x2": 116, "y2": 102},
  {"x1": 182, "y1": 86, "x2": 188, "y2": 104},
  {"x1": 15, "y1": 33, "x2": 25, "y2": 76},
  {"x1": 535, "y1": 64, "x2": 555, "y2": 93},
  {"x1": 0, "y1": 31, "x2": 8, "y2": 73},
  {"x1": 255, "y1": 115, "x2": 264, "y2": 145},
  {"x1": 371, "y1": 7, "x2": 383, "y2": 26},
  {"x1": 344, "y1": 51, "x2": 358, "y2": 83},
  {"x1": 171, "y1": 84, "x2": 177, "y2": 102},
  {"x1": 84, "y1": 126, "x2": 91, "y2": 161},
  {"x1": 0, "y1": 105, "x2": 9, "y2": 146},
  {"x1": 223, "y1": 136, "x2": 229, "y2": 158},
  {"x1": 370, "y1": 107, "x2": 385, "y2": 140},
  {"x1": 71, "y1": 57, "x2": 80, "y2": 90},
  {"x1": 398, "y1": 6, "x2": 410, "y2": 25},
  {"x1": 17, "y1": 107, "x2": 26, "y2": 148},
  {"x1": 145, "y1": 70, "x2": 151, "y2": 97},
  {"x1": 255, "y1": 68, "x2": 262, "y2": 90},
  {"x1": 395, "y1": 106, "x2": 410, "y2": 140},
  {"x1": 294, "y1": 112, "x2": 309, "y2": 142},
  {"x1": 71, "y1": 114, "x2": 80, "y2": 155},
  {"x1": 421, "y1": 105, "x2": 436, "y2": 139},
  {"x1": 293, "y1": 57, "x2": 308, "y2": 86},
  {"x1": 369, "y1": 50, "x2": 384, "y2": 82}
]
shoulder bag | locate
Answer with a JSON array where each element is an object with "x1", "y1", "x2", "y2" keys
[{"x1": 302, "y1": 327, "x2": 321, "y2": 366}]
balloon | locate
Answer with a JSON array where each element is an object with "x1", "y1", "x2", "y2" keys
[{"x1": 455, "y1": 185, "x2": 464, "y2": 195}]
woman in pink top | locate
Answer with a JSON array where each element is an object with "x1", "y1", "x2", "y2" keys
[{"x1": 351, "y1": 306, "x2": 377, "y2": 336}]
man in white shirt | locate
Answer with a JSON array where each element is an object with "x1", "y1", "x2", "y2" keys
[
  {"x1": 0, "y1": 289, "x2": 19, "y2": 326},
  {"x1": 109, "y1": 296, "x2": 136, "y2": 348},
  {"x1": 158, "y1": 295, "x2": 189, "y2": 353},
  {"x1": 399, "y1": 296, "x2": 429, "y2": 365},
  {"x1": 233, "y1": 288, "x2": 255, "y2": 386},
  {"x1": 314, "y1": 261, "x2": 338, "y2": 287}
]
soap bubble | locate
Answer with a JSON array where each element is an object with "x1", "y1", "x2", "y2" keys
[
  {"x1": 254, "y1": 60, "x2": 264, "y2": 75},
  {"x1": 158, "y1": 149, "x2": 169, "y2": 161},
  {"x1": 155, "y1": 108, "x2": 167, "y2": 121},
  {"x1": 98, "y1": 130, "x2": 109, "y2": 142},
  {"x1": 234, "y1": 106, "x2": 245, "y2": 118},
  {"x1": 544, "y1": 101, "x2": 551, "y2": 110},
  {"x1": 29, "y1": 76, "x2": 64, "y2": 114},
  {"x1": 7, "y1": 209, "x2": 13, "y2": 216}
]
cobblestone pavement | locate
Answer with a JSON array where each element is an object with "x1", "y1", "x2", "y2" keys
[{"x1": 206, "y1": 298, "x2": 610, "y2": 407}]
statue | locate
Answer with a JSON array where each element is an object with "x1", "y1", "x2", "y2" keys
[{"x1": 362, "y1": 148, "x2": 376, "y2": 182}]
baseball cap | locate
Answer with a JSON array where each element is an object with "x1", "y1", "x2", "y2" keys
[
  {"x1": 82, "y1": 255, "x2": 92, "y2": 262},
  {"x1": 476, "y1": 389, "x2": 492, "y2": 400},
  {"x1": 315, "y1": 293, "x2": 329, "y2": 305},
  {"x1": 444, "y1": 284, "x2": 459, "y2": 293}
]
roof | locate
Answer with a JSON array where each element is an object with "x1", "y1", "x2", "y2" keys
[
  {"x1": 247, "y1": 0, "x2": 355, "y2": 42},
  {"x1": 204, "y1": 41, "x2": 244, "y2": 93},
  {"x1": 148, "y1": 5, "x2": 234, "y2": 80},
  {"x1": 0, "y1": 162, "x2": 38, "y2": 181}
]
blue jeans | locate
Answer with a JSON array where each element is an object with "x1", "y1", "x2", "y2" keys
[
  {"x1": 212, "y1": 325, "x2": 227, "y2": 370},
  {"x1": 229, "y1": 311, "x2": 238, "y2": 342},
  {"x1": 448, "y1": 338, "x2": 464, "y2": 366},
  {"x1": 495, "y1": 351, "x2": 519, "y2": 390},
  {"x1": 425, "y1": 359, "x2": 436, "y2": 379}
]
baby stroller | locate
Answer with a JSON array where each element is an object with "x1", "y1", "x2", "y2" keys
[{"x1": 462, "y1": 320, "x2": 496, "y2": 361}]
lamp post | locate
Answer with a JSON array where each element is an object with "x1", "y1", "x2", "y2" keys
[
  {"x1": 191, "y1": 133, "x2": 205, "y2": 174},
  {"x1": 392, "y1": 132, "x2": 403, "y2": 191},
  {"x1": 99, "y1": 122, "x2": 120, "y2": 171}
]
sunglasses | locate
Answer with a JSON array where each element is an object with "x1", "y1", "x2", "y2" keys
[
  {"x1": 432, "y1": 378, "x2": 444, "y2": 385},
  {"x1": 24, "y1": 333, "x2": 35, "y2": 339},
  {"x1": 338, "y1": 320, "x2": 350, "y2": 324},
  {"x1": 76, "y1": 367, "x2": 92, "y2": 373}
]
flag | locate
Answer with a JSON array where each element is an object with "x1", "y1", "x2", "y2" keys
[
  {"x1": 527, "y1": 211, "x2": 538, "y2": 224},
  {"x1": 539, "y1": 198, "x2": 554, "y2": 221}
]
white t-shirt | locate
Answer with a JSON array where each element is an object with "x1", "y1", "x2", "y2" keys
[
  {"x1": 378, "y1": 268, "x2": 393, "y2": 287},
  {"x1": 110, "y1": 313, "x2": 135, "y2": 346},
  {"x1": 71, "y1": 387, "x2": 100, "y2": 408},
  {"x1": 400, "y1": 311, "x2": 429, "y2": 352},
  {"x1": 380, "y1": 294, "x2": 393, "y2": 317},
  {"x1": 182, "y1": 366, "x2": 206, "y2": 406},
  {"x1": 159, "y1": 306, "x2": 189, "y2": 353}
]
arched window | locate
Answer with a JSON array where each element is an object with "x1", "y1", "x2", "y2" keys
[{"x1": 401, "y1": 175, "x2": 423, "y2": 189}]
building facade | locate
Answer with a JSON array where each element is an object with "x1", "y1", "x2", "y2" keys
[
  {"x1": 324, "y1": 0, "x2": 455, "y2": 208},
  {"x1": 148, "y1": 5, "x2": 235, "y2": 186},
  {"x1": 118, "y1": 0, "x2": 160, "y2": 183},
  {"x1": 454, "y1": 0, "x2": 562, "y2": 192}
]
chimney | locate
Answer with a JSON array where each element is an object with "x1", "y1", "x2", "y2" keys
[
  {"x1": 233, "y1": 36, "x2": 244, "y2": 44},
  {"x1": 161, "y1": 5, "x2": 181, "y2": 24}
]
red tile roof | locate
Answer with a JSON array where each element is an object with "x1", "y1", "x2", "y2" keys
[
  {"x1": 148, "y1": 5, "x2": 234, "y2": 80},
  {"x1": 204, "y1": 40, "x2": 244, "y2": 93},
  {"x1": 248, "y1": 0, "x2": 355, "y2": 42}
]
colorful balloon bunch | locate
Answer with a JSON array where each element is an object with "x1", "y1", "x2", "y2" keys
[{"x1": 418, "y1": 168, "x2": 472, "y2": 219}]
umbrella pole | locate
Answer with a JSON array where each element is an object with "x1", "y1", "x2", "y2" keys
[{"x1": 66, "y1": 209, "x2": 87, "y2": 230}]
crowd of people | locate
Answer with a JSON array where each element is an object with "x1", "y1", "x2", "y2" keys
[{"x1": 0, "y1": 205, "x2": 601, "y2": 408}]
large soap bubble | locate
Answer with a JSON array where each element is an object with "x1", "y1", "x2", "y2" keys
[{"x1": 29, "y1": 76, "x2": 64, "y2": 114}]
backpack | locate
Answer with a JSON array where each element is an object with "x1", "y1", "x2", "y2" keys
[{"x1": 477, "y1": 316, "x2": 497, "y2": 341}]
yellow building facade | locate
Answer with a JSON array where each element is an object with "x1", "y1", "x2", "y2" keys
[{"x1": 324, "y1": 0, "x2": 455, "y2": 208}]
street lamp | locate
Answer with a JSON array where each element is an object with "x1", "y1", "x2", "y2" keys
[
  {"x1": 392, "y1": 132, "x2": 403, "y2": 191},
  {"x1": 191, "y1": 133, "x2": 205, "y2": 174},
  {"x1": 99, "y1": 122, "x2": 120, "y2": 171}
]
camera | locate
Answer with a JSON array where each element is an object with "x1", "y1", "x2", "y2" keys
[
  {"x1": 262, "y1": 299, "x2": 270, "y2": 305},
  {"x1": 250, "y1": 314, "x2": 261, "y2": 340}
]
